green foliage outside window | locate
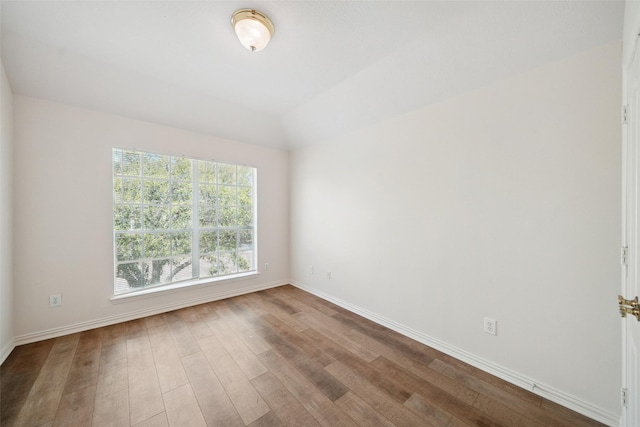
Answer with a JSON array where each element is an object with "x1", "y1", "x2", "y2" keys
[{"x1": 113, "y1": 149, "x2": 256, "y2": 293}]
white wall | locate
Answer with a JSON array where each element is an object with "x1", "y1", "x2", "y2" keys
[
  {"x1": 623, "y1": 0, "x2": 640, "y2": 67},
  {"x1": 290, "y1": 41, "x2": 622, "y2": 421},
  {"x1": 0, "y1": 58, "x2": 14, "y2": 361},
  {"x1": 12, "y1": 96, "x2": 289, "y2": 339}
]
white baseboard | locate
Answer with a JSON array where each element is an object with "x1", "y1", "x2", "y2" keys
[
  {"x1": 13, "y1": 280, "x2": 287, "y2": 346},
  {"x1": 0, "y1": 338, "x2": 15, "y2": 365},
  {"x1": 290, "y1": 281, "x2": 621, "y2": 427}
]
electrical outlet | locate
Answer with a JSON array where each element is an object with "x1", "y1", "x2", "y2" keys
[
  {"x1": 49, "y1": 294, "x2": 62, "y2": 307},
  {"x1": 264, "y1": 262, "x2": 269, "y2": 271},
  {"x1": 484, "y1": 317, "x2": 497, "y2": 335},
  {"x1": 327, "y1": 271, "x2": 332, "y2": 280}
]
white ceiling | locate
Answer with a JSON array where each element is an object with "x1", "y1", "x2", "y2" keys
[{"x1": 0, "y1": 1, "x2": 625, "y2": 150}]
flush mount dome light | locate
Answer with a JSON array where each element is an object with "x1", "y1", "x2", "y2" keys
[{"x1": 231, "y1": 9, "x2": 274, "y2": 52}]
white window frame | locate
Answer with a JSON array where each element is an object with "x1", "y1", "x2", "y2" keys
[{"x1": 111, "y1": 148, "x2": 258, "y2": 297}]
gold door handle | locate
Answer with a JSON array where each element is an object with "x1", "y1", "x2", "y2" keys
[
  {"x1": 619, "y1": 295, "x2": 639, "y2": 308},
  {"x1": 619, "y1": 295, "x2": 640, "y2": 321},
  {"x1": 621, "y1": 306, "x2": 640, "y2": 319}
]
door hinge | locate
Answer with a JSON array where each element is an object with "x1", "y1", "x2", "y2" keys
[
  {"x1": 623, "y1": 105, "x2": 629, "y2": 124},
  {"x1": 622, "y1": 246, "x2": 629, "y2": 266},
  {"x1": 621, "y1": 388, "x2": 628, "y2": 408}
]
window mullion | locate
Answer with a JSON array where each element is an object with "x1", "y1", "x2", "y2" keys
[{"x1": 192, "y1": 160, "x2": 200, "y2": 278}]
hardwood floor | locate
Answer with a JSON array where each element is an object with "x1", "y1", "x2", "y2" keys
[{"x1": 1, "y1": 285, "x2": 604, "y2": 426}]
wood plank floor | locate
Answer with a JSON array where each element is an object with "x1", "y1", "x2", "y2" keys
[{"x1": 1, "y1": 285, "x2": 604, "y2": 427}]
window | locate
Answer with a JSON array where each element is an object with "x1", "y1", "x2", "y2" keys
[{"x1": 112, "y1": 148, "x2": 256, "y2": 295}]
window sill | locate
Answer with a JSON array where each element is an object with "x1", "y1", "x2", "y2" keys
[{"x1": 110, "y1": 271, "x2": 260, "y2": 304}]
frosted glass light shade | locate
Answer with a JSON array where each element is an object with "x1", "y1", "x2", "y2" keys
[{"x1": 231, "y1": 9, "x2": 274, "y2": 52}]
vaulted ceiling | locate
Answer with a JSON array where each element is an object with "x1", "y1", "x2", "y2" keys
[{"x1": 0, "y1": 1, "x2": 625, "y2": 150}]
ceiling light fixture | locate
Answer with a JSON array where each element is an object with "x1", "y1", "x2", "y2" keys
[{"x1": 231, "y1": 9, "x2": 274, "y2": 52}]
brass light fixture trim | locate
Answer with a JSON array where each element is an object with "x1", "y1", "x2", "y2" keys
[{"x1": 231, "y1": 9, "x2": 275, "y2": 52}]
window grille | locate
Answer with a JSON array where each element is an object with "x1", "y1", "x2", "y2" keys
[{"x1": 113, "y1": 148, "x2": 256, "y2": 294}]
